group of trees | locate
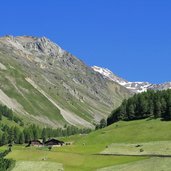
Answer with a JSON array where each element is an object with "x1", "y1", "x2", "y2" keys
[
  {"x1": 0, "y1": 104, "x2": 24, "y2": 126},
  {"x1": 0, "y1": 149, "x2": 15, "y2": 171},
  {"x1": 95, "y1": 119, "x2": 107, "y2": 130},
  {"x1": 0, "y1": 104, "x2": 92, "y2": 146},
  {"x1": 107, "y1": 89, "x2": 171, "y2": 125},
  {"x1": 40, "y1": 125, "x2": 91, "y2": 143},
  {"x1": 0, "y1": 123, "x2": 92, "y2": 146}
]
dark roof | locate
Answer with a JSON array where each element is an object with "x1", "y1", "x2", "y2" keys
[
  {"x1": 29, "y1": 140, "x2": 43, "y2": 145},
  {"x1": 44, "y1": 139, "x2": 64, "y2": 145}
]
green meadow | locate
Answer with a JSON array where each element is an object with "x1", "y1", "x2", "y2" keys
[
  {"x1": 98, "y1": 158, "x2": 171, "y2": 171},
  {"x1": 1, "y1": 119, "x2": 171, "y2": 171},
  {"x1": 12, "y1": 161, "x2": 63, "y2": 171},
  {"x1": 6, "y1": 146, "x2": 143, "y2": 171}
]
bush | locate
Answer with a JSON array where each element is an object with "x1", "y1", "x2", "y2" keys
[
  {"x1": 0, "y1": 158, "x2": 15, "y2": 171},
  {"x1": 0, "y1": 149, "x2": 15, "y2": 171}
]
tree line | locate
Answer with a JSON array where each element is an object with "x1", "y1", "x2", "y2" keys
[
  {"x1": 0, "y1": 123, "x2": 92, "y2": 146},
  {"x1": 0, "y1": 104, "x2": 24, "y2": 126},
  {"x1": 107, "y1": 89, "x2": 171, "y2": 125},
  {"x1": 0, "y1": 104, "x2": 92, "y2": 146}
]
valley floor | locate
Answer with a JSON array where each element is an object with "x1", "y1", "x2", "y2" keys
[
  {"x1": 98, "y1": 157, "x2": 171, "y2": 171},
  {"x1": 12, "y1": 161, "x2": 63, "y2": 171},
  {"x1": 5, "y1": 145, "x2": 143, "y2": 171},
  {"x1": 5, "y1": 143, "x2": 171, "y2": 171},
  {"x1": 2, "y1": 119, "x2": 171, "y2": 171}
]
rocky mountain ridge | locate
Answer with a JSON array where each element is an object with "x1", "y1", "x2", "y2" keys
[
  {"x1": 0, "y1": 35, "x2": 130, "y2": 128},
  {"x1": 92, "y1": 66, "x2": 171, "y2": 93}
]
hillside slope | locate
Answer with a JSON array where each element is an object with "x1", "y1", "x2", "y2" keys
[
  {"x1": 0, "y1": 35, "x2": 131, "y2": 127},
  {"x1": 65, "y1": 119, "x2": 171, "y2": 155}
]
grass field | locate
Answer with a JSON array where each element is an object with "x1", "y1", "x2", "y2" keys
[
  {"x1": 101, "y1": 141, "x2": 171, "y2": 155},
  {"x1": 75, "y1": 119, "x2": 171, "y2": 146},
  {"x1": 12, "y1": 161, "x2": 63, "y2": 171},
  {"x1": 2, "y1": 119, "x2": 171, "y2": 170},
  {"x1": 5, "y1": 146, "x2": 143, "y2": 171},
  {"x1": 98, "y1": 158, "x2": 171, "y2": 171}
]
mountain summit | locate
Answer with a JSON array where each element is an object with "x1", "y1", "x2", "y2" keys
[
  {"x1": 92, "y1": 66, "x2": 171, "y2": 93},
  {"x1": 1, "y1": 35, "x2": 64, "y2": 56}
]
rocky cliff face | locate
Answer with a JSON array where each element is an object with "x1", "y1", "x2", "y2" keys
[
  {"x1": 0, "y1": 36, "x2": 130, "y2": 127},
  {"x1": 92, "y1": 66, "x2": 171, "y2": 93}
]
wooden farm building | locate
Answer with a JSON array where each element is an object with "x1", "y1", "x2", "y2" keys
[
  {"x1": 44, "y1": 138, "x2": 64, "y2": 146},
  {"x1": 26, "y1": 140, "x2": 43, "y2": 147}
]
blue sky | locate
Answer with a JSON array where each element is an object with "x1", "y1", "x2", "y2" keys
[{"x1": 0, "y1": 0, "x2": 170, "y2": 83}]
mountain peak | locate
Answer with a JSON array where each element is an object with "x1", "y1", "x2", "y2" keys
[
  {"x1": 0, "y1": 35, "x2": 64, "y2": 57},
  {"x1": 92, "y1": 66, "x2": 128, "y2": 85},
  {"x1": 92, "y1": 66, "x2": 171, "y2": 93}
]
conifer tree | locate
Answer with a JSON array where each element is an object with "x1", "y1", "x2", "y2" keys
[{"x1": 19, "y1": 132, "x2": 25, "y2": 144}]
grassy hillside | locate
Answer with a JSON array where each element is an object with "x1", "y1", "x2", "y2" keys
[
  {"x1": 1, "y1": 119, "x2": 171, "y2": 170},
  {"x1": 58, "y1": 119, "x2": 171, "y2": 156},
  {"x1": 75, "y1": 119, "x2": 171, "y2": 146},
  {"x1": 0, "y1": 54, "x2": 66, "y2": 127}
]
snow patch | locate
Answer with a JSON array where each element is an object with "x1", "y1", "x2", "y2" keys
[{"x1": 92, "y1": 66, "x2": 171, "y2": 93}]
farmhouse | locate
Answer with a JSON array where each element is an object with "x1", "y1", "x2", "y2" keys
[
  {"x1": 26, "y1": 140, "x2": 43, "y2": 147},
  {"x1": 44, "y1": 138, "x2": 64, "y2": 146}
]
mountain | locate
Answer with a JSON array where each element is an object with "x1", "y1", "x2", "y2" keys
[
  {"x1": 0, "y1": 35, "x2": 131, "y2": 128},
  {"x1": 92, "y1": 66, "x2": 171, "y2": 93}
]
